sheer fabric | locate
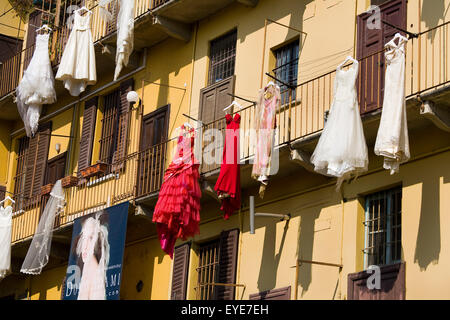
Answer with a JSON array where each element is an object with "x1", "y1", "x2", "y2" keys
[
  {"x1": 55, "y1": 10, "x2": 97, "y2": 96},
  {"x1": 16, "y1": 33, "x2": 56, "y2": 137},
  {"x1": 0, "y1": 205, "x2": 12, "y2": 280},
  {"x1": 311, "y1": 59, "x2": 368, "y2": 189},
  {"x1": 252, "y1": 83, "x2": 280, "y2": 198},
  {"x1": 21, "y1": 180, "x2": 65, "y2": 274},
  {"x1": 374, "y1": 33, "x2": 410, "y2": 174}
]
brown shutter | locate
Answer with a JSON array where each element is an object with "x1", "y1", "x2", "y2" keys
[
  {"x1": 0, "y1": 185, "x2": 6, "y2": 202},
  {"x1": 23, "y1": 122, "x2": 52, "y2": 202},
  {"x1": 78, "y1": 97, "x2": 98, "y2": 180},
  {"x1": 46, "y1": 153, "x2": 67, "y2": 185},
  {"x1": 24, "y1": 11, "x2": 42, "y2": 69},
  {"x1": 199, "y1": 75, "x2": 235, "y2": 124},
  {"x1": 171, "y1": 242, "x2": 191, "y2": 300},
  {"x1": 215, "y1": 228, "x2": 240, "y2": 300},
  {"x1": 112, "y1": 78, "x2": 134, "y2": 171},
  {"x1": 347, "y1": 262, "x2": 405, "y2": 300},
  {"x1": 99, "y1": 90, "x2": 120, "y2": 166},
  {"x1": 249, "y1": 286, "x2": 291, "y2": 300}
]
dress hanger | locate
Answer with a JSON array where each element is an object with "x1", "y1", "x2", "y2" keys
[
  {"x1": 36, "y1": 24, "x2": 52, "y2": 34},
  {"x1": 223, "y1": 100, "x2": 243, "y2": 113},
  {"x1": 76, "y1": 6, "x2": 92, "y2": 15},
  {"x1": 389, "y1": 33, "x2": 408, "y2": 46},
  {"x1": 338, "y1": 55, "x2": 358, "y2": 69},
  {"x1": 0, "y1": 196, "x2": 15, "y2": 205}
]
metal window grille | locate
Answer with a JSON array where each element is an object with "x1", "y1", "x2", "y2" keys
[
  {"x1": 208, "y1": 30, "x2": 237, "y2": 85},
  {"x1": 13, "y1": 136, "x2": 29, "y2": 210},
  {"x1": 273, "y1": 40, "x2": 299, "y2": 105},
  {"x1": 363, "y1": 187, "x2": 402, "y2": 269},
  {"x1": 195, "y1": 239, "x2": 220, "y2": 300},
  {"x1": 99, "y1": 90, "x2": 120, "y2": 167}
]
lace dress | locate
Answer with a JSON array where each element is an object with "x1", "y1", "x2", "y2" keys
[
  {"x1": 214, "y1": 113, "x2": 241, "y2": 220},
  {"x1": 252, "y1": 83, "x2": 280, "y2": 198},
  {"x1": 55, "y1": 10, "x2": 97, "y2": 96},
  {"x1": 374, "y1": 34, "x2": 410, "y2": 174},
  {"x1": 310, "y1": 60, "x2": 368, "y2": 188},
  {"x1": 152, "y1": 126, "x2": 201, "y2": 258},
  {"x1": 16, "y1": 33, "x2": 56, "y2": 137},
  {"x1": 114, "y1": 0, "x2": 134, "y2": 80},
  {"x1": 0, "y1": 205, "x2": 12, "y2": 280}
]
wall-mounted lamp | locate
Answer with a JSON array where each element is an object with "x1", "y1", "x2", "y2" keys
[
  {"x1": 127, "y1": 91, "x2": 140, "y2": 105},
  {"x1": 55, "y1": 143, "x2": 61, "y2": 154}
]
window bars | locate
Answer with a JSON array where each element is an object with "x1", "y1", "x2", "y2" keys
[{"x1": 208, "y1": 30, "x2": 237, "y2": 85}]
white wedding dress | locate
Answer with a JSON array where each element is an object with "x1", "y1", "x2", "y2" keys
[
  {"x1": 311, "y1": 58, "x2": 368, "y2": 188},
  {"x1": 114, "y1": 0, "x2": 134, "y2": 80},
  {"x1": 374, "y1": 33, "x2": 410, "y2": 175},
  {"x1": 16, "y1": 33, "x2": 56, "y2": 137},
  {"x1": 55, "y1": 10, "x2": 97, "y2": 96},
  {"x1": 21, "y1": 180, "x2": 65, "y2": 275},
  {"x1": 0, "y1": 205, "x2": 12, "y2": 280}
]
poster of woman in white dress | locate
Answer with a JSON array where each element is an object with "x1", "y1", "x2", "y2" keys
[{"x1": 62, "y1": 202, "x2": 128, "y2": 300}]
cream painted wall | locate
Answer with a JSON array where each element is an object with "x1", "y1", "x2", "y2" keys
[
  {"x1": 29, "y1": 265, "x2": 66, "y2": 300},
  {"x1": 0, "y1": 0, "x2": 25, "y2": 39}
]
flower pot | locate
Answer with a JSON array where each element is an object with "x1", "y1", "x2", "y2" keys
[
  {"x1": 61, "y1": 175, "x2": 78, "y2": 188},
  {"x1": 80, "y1": 162, "x2": 108, "y2": 179},
  {"x1": 41, "y1": 183, "x2": 54, "y2": 196}
]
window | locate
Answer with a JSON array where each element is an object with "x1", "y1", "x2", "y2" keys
[
  {"x1": 196, "y1": 239, "x2": 221, "y2": 300},
  {"x1": 13, "y1": 136, "x2": 29, "y2": 199},
  {"x1": 99, "y1": 89, "x2": 121, "y2": 167},
  {"x1": 208, "y1": 30, "x2": 237, "y2": 85},
  {"x1": 194, "y1": 229, "x2": 239, "y2": 300},
  {"x1": 363, "y1": 187, "x2": 402, "y2": 269},
  {"x1": 273, "y1": 40, "x2": 299, "y2": 105}
]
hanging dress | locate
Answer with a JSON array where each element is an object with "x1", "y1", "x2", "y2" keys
[
  {"x1": 152, "y1": 125, "x2": 201, "y2": 259},
  {"x1": 21, "y1": 180, "x2": 65, "y2": 275},
  {"x1": 374, "y1": 33, "x2": 410, "y2": 175},
  {"x1": 252, "y1": 83, "x2": 280, "y2": 198},
  {"x1": 16, "y1": 33, "x2": 56, "y2": 137},
  {"x1": 55, "y1": 10, "x2": 97, "y2": 96},
  {"x1": 114, "y1": 0, "x2": 134, "y2": 81},
  {"x1": 215, "y1": 113, "x2": 241, "y2": 220},
  {"x1": 0, "y1": 205, "x2": 12, "y2": 280},
  {"x1": 310, "y1": 59, "x2": 368, "y2": 188}
]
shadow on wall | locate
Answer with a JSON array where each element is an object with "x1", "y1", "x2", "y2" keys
[
  {"x1": 411, "y1": 160, "x2": 449, "y2": 271},
  {"x1": 421, "y1": 0, "x2": 449, "y2": 39},
  {"x1": 256, "y1": 218, "x2": 290, "y2": 293},
  {"x1": 296, "y1": 206, "x2": 321, "y2": 297}
]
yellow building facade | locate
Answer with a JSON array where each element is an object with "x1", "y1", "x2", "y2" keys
[{"x1": 0, "y1": 0, "x2": 449, "y2": 300}]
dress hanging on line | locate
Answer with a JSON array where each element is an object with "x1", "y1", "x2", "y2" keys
[
  {"x1": 152, "y1": 125, "x2": 201, "y2": 259},
  {"x1": 114, "y1": 0, "x2": 134, "y2": 80},
  {"x1": 374, "y1": 33, "x2": 410, "y2": 175},
  {"x1": 0, "y1": 205, "x2": 12, "y2": 280},
  {"x1": 16, "y1": 33, "x2": 56, "y2": 137},
  {"x1": 215, "y1": 113, "x2": 241, "y2": 220},
  {"x1": 310, "y1": 58, "x2": 368, "y2": 189},
  {"x1": 98, "y1": 0, "x2": 135, "y2": 80},
  {"x1": 21, "y1": 180, "x2": 65, "y2": 275},
  {"x1": 55, "y1": 10, "x2": 97, "y2": 96},
  {"x1": 252, "y1": 82, "x2": 280, "y2": 198}
]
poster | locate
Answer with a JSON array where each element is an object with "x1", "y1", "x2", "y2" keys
[{"x1": 62, "y1": 202, "x2": 129, "y2": 300}]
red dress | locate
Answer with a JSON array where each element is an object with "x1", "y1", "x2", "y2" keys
[
  {"x1": 152, "y1": 126, "x2": 201, "y2": 258},
  {"x1": 214, "y1": 113, "x2": 241, "y2": 219}
]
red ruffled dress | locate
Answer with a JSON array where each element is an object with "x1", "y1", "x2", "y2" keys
[
  {"x1": 214, "y1": 113, "x2": 241, "y2": 219},
  {"x1": 152, "y1": 125, "x2": 201, "y2": 258}
]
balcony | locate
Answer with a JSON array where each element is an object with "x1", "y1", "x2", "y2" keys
[{"x1": 7, "y1": 20, "x2": 450, "y2": 270}]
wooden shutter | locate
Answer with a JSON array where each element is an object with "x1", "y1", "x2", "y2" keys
[
  {"x1": 347, "y1": 262, "x2": 405, "y2": 300},
  {"x1": 0, "y1": 185, "x2": 5, "y2": 202},
  {"x1": 78, "y1": 97, "x2": 98, "y2": 179},
  {"x1": 357, "y1": 0, "x2": 406, "y2": 114},
  {"x1": 99, "y1": 90, "x2": 120, "y2": 166},
  {"x1": 215, "y1": 228, "x2": 240, "y2": 300},
  {"x1": 199, "y1": 76, "x2": 235, "y2": 124},
  {"x1": 171, "y1": 242, "x2": 191, "y2": 300},
  {"x1": 46, "y1": 153, "x2": 67, "y2": 185},
  {"x1": 112, "y1": 78, "x2": 134, "y2": 171},
  {"x1": 23, "y1": 122, "x2": 52, "y2": 202},
  {"x1": 24, "y1": 10, "x2": 42, "y2": 68},
  {"x1": 249, "y1": 286, "x2": 291, "y2": 300}
]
